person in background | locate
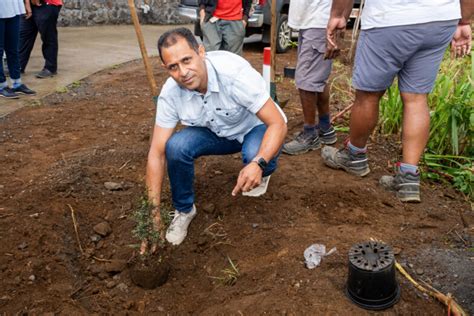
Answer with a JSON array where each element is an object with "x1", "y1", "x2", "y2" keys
[
  {"x1": 282, "y1": 0, "x2": 337, "y2": 155},
  {"x1": 198, "y1": 0, "x2": 252, "y2": 56},
  {"x1": 322, "y1": 0, "x2": 472, "y2": 203},
  {"x1": 19, "y1": 0, "x2": 63, "y2": 78},
  {"x1": 0, "y1": 0, "x2": 36, "y2": 99}
]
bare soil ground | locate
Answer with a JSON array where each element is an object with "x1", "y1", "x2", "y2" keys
[{"x1": 0, "y1": 42, "x2": 472, "y2": 315}]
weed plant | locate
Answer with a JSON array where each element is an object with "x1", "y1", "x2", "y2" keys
[{"x1": 378, "y1": 52, "x2": 473, "y2": 199}]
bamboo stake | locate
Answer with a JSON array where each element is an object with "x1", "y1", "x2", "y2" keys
[
  {"x1": 127, "y1": 0, "x2": 158, "y2": 96},
  {"x1": 395, "y1": 262, "x2": 467, "y2": 316}
]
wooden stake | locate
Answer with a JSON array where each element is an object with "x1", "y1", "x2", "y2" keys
[
  {"x1": 127, "y1": 0, "x2": 158, "y2": 96},
  {"x1": 68, "y1": 204, "x2": 84, "y2": 255},
  {"x1": 270, "y1": 0, "x2": 277, "y2": 81}
]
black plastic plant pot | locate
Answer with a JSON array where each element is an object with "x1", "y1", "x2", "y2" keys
[
  {"x1": 283, "y1": 66, "x2": 296, "y2": 79},
  {"x1": 346, "y1": 241, "x2": 400, "y2": 310}
]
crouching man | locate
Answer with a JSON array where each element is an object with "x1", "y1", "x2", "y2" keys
[{"x1": 146, "y1": 28, "x2": 287, "y2": 246}]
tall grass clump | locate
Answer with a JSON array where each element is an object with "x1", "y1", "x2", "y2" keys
[{"x1": 378, "y1": 52, "x2": 473, "y2": 199}]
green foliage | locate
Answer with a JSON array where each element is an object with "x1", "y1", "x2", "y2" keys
[
  {"x1": 378, "y1": 52, "x2": 473, "y2": 199},
  {"x1": 210, "y1": 257, "x2": 240, "y2": 286},
  {"x1": 132, "y1": 197, "x2": 160, "y2": 244}
]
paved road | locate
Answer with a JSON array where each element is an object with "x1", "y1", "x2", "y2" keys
[{"x1": 0, "y1": 24, "x2": 192, "y2": 117}]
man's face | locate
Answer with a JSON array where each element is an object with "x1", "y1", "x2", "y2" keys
[{"x1": 161, "y1": 37, "x2": 207, "y2": 93}]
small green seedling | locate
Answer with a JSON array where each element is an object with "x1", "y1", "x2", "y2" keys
[{"x1": 210, "y1": 257, "x2": 240, "y2": 286}]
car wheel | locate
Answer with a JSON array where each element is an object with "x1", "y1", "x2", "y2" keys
[{"x1": 276, "y1": 14, "x2": 290, "y2": 53}]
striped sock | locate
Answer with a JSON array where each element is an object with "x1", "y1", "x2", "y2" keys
[
  {"x1": 399, "y1": 162, "x2": 418, "y2": 175},
  {"x1": 348, "y1": 141, "x2": 367, "y2": 155}
]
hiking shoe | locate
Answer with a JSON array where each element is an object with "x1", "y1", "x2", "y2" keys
[
  {"x1": 380, "y1": 170, "x2": 421, "y2": 203},
  {"x1": 0, "y1": 87, "x2": 19, "y2": 99},
  {"x1": 282, "y1": 131, "x2": 321, "y2": 155},
  {"x1": 319, "y1": 126, "x2": 337, "y2": 145},
  {"x1": 243, "y1": 175, "x2": 271, "y2": 197},
  {"x1": 321, "y1": 146, "x2": 370, "y2": 177},
  {"x1": 165, "y1": 204, "x2": 197, "y2": 245},
  {"x1": 35, "y1": 68, "x2": 56, "y2": 79},
  {"x1": 12, "y1": 84, "x2": 36, "y2": 95}
]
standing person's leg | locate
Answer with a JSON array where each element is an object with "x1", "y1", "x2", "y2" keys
[
  {"x1": 19, "y1": 9, "x2": 38, "y2": 73},
  {"x1": 4, "y1": 15, "x2": 36, "y2": 95},
  {"x1": 0, "y1": 18, "x2": 19, "y2": 99},
  {"x1": 220, "y1": 20, "x2": 245, "y2": 55},
  {"x1": 164, "y1": 127, "x2": 241, "y2": 244},
  {"x1": 283, "y1": 28, "x2": 334, "y2": 155},
  {"x1": 240, "y1": 124, "x2": 281, "y2": 196},
  {"x1": 380, "y1": 20, "x2": 457, "y2": 202},
  {"x1": 321, "y1": 27, "x2": 407, "y2": 176},
  {"x1": 36, "y1": 4, "x2": 61, "y2": 77},
  {"x1": 201, "y1": 19, "x2": 222, "y2": 52}
]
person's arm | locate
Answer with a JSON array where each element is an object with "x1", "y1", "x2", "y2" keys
[
  {"x1": 242, "y1": 0, "x2": 252, "y2": 26},
  {"x1": 451, "y1": 0, "x2": 473, "y2": 58},
  {"x1": 146, "y1": 125, "x2": 174, "y2": 208},
  {"x1": 231, "y1": 98, "x2": 287, "y2": 195},
  {"x1": 325, "y1": 0, "x2": 354, "y2": 59},
  {"x1": 30, "y1": 0, "x2": 41, "y2": 6},
  {"x1": 24, "y1": 0, "x2": 33, "y2": 19}
]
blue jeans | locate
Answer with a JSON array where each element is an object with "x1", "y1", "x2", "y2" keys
[
  {"x1": 0, "y1": 15, "x2": 21, "y2": 84},
  {"x1": 165, "y1": 124, "x2": 280, "y2": 212}
]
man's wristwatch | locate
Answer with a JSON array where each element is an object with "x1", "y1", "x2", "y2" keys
[{"x1": 252, "y1": 156, "x2": 267, "y2": 171}]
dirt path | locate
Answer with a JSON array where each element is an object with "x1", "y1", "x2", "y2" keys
[{"x1": 0, "y1": 42, "x2": 472, "y2": 315}]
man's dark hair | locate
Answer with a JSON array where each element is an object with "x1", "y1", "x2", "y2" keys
[{"x1": 157, "y1": 28, "x2": 200, "y2": 62}]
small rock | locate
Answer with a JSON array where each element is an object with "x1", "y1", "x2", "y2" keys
[
  {"x1": 252, "y1": 223, "x2": 259, "y2": 229},
  {"x1": 123, "y1": 300, "x2": 135, "y2": 310},
  {"x1": 294, "y1": 282, "x2": 300, "y2": 289},
  {"x1": 28, "y1": 275, "x2": 36, "y2": 281},
  {"x1": 29, "y1": 213, "x2": 40, "y2": 218},
  {"x1": 454, "y1": 274, "x2": 458, "y2": 278},
  {"x1": 104, "y1": 182, "x2": 123, "y2": 191},
  {"x1": 117, "y1": 282, "x2": 129, "y2": 293},
  {"x1": 106, "y1": 280, "x2": 117, "y2": 289},
  {"x1": 17, "y1": 242, "x2": 28, "y2": 250},
  {"x1": 93, "y1": 222, "x2": 112, "y2": 237},
  {"x1": 105, "y1": 260, "x2": 127, "y2": 273},
  {"x1": 90, "y1": 234, "x2": 101, "y2": 242},
  {"x1": 416, "y1": 269, "x2": 424, "y2": 275},
  {"x1": 157, "y1": 306, "x2": 165, "y2": 312},
  {"x1": 408, "y1": 263, "x2": 414, "y2": 269},
  {"x1": 202, "y1": 202, "x2": 216, "y2": 213}
]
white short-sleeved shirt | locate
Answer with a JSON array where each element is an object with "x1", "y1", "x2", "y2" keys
[
  {"x1": 288, "y1": 0, "x2": 331, "y2": 30},
  {"x1": 0, "y1": 0, "x2": 25, "y2": 19},
  {"x1": 156, "y1": 51, "x2": 286, "y2": 143},
  {"x1": 362, "y1": 0, "x2": 461, "y2": 30}
]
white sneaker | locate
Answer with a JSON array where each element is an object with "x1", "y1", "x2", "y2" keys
[
  {"x1": 242, "y1": 175, "x2": 271, "y2": 197},
  {"x1": 165, "y1": 204, "x2": 197, "y2": 245}
]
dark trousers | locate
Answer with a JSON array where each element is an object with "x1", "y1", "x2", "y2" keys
[
  {"x1": 19, "y1": 4, "x2": 61, "y2": 73},
  {"x1": 0, "y1": 15, "x2": 21, "y2": 83}
]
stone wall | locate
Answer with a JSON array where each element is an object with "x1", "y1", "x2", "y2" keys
[{"x1": 59, "y1": 0, "x2": 190, "y2": 26}]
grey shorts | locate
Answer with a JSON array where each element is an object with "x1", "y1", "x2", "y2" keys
[
  {"x1": 295, "y1": 28, "x2": 333, "y2": 93},
  {"x1": 352, "y1": 20, "x2": 457, "y2": 94}
]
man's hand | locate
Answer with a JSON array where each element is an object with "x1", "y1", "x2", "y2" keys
[
  {"x1": 242, "y1": 20, "x2": 247, "y2": 28},
  {"x1": 451, "y1": 24, "x2": 472, "y2": 58},
  {"x1": 325, "y1": 16, "x2": 347, "y2": 59},
  {"x1": 232, "y1": 162, "x2": 263, "y2": 196},
  {"x1": 30, "y1": 0, "x2": 41, "y2": 6}
]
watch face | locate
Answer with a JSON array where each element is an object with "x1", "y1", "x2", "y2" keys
[{"x1": 258, "y1": 157, "x2": 268, "y2": 169}]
